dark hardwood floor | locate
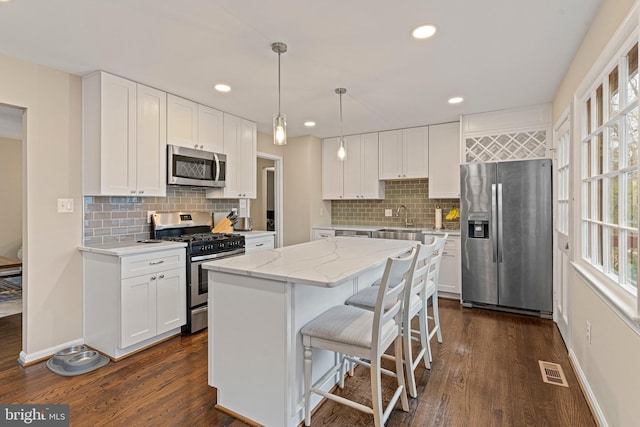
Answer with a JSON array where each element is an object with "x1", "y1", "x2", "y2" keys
[{"x1": 0, "y1": 300, "x2": 595, "y2": 426}]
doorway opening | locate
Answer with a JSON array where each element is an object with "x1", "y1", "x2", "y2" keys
[
  {"x1": 254, "y1": 152, "x2": 283, "y2": 247},
  {"x1": 0, "y1": 103, "x2": 25, "y2": 367}
]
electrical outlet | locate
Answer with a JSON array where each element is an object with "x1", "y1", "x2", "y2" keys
[
  {"x1": 586, "y1": 321, "x2": 591, "y2": 344},
  {"x1": 384, "y1": 209, "x2": 392, "y2": 217},
  {"x1": 57, "y1": 198, "x2": 74, "y2": 213},
  {"x1": 231, "y1": 208, "x2": 238, "y2": 214},
  {"x1": 147, "y1": 211, "x2": 156, "y2": 224}
]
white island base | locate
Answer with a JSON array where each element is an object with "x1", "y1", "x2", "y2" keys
[{"x1": 205, "y1": 238, "x2": 415, "y2": 426}]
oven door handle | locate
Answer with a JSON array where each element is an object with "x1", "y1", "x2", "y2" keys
[{"x1": 191, "y1": 249, "x2": 245, "y2": 262}]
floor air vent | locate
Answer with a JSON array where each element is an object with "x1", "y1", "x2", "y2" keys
[{"x1": 538, "y1": 360, "x2": 568, "y2": 387}]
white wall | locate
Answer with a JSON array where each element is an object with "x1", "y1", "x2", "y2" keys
[
  {"x1": 0, "y1": 136, "x2": 22, "y2": 259},
  {"x1": 552, "y1": 1, "x2": 640, "y2": 425},
  {"x1": 0, "y1": 53, "x2": 83, "y2": 362}
]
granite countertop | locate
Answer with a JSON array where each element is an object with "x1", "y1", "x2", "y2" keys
[
  {"x1": 203, "y1": 237, "x2": 416, "y2": 288},
  {"x1": 313, "y1": 224, "x2": 461, "y2": 236},
  {"x1": 79, "y1": 241, "x2": 187, "y2": 256}
]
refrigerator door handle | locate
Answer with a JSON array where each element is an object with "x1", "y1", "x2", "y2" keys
[
  {"x1": 497, "y1": 183, "x2": 504, "y2": 263},
  {"x1": 491, "y1": 183, "x2": 498, "y2": 263}
]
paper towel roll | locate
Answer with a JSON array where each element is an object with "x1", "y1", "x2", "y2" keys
[{"x1": 435, "y1": 208, "x2": 442, "y2": 230}]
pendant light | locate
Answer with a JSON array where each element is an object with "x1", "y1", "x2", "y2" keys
[
  {"x1": 336, "y1": 88, "x2": 347, "y2": 160},
  {"x1": 272, "y1": 42, "x2": 287, "y2": 145}
]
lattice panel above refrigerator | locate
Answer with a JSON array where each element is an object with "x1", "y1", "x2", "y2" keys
[{"x1": 464, "y1": 130, "x2": 547, "y2": 163}]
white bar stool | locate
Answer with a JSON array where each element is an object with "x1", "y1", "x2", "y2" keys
[
  {"x1": 345, "y1": 241, "x2": 436, "y2": 398},
  {"x1": 300, "y1": 249, "x2": 416, "y2": 427}
]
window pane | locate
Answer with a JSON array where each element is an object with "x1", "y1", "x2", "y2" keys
[
  {"x1": 628, "y1": 171, "x2": 638, "y2": 228},
  {"x1": 628, "y1": 108, "x2": 639, "y2": 168},
  {"x1": 611, "y1": 227, "x2": 619, "y2": 277},
  {"x1": 587, "y1": 138, "x2": 592, "y2": 177},
  {"x1": 596, "y1": 85, "x2": 604, "y2": 127},
  {"x1": 587, "y1": 98, "x2": 592, "y2": 135},
  {"x1": 608, "y1": 121, "x2": 620, "y2": 171},
  {"x1": 596, "y1": 133, "x2": 603, "y2": 175},
  {"x1": 586, "y1": 181, "x2": 592, "y2": 218},
  {"x1": 627, "y1": 43, "x2": 638, "y2": 105},
  {"x1": 596, "y1": 178, "x2": 603, "y2": 221},
  {"x1": 609, "y1": 66, "x2": 619, "y2": 116},
  {"x1": 584, "y1": 222, "x2": 591, "y2": 260},
  {"x1": 596, "y1": 224, "x2": 603, "y2": 267},
  {"x1": 627, "y1": 232, "x2": 638, "y2": 288},
  {"x1": 609, "y1": 176, "x2": 619, "y2": 224}
]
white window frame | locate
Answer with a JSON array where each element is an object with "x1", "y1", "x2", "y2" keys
[{"x1": 574, "y1": 3, "x2": 640, "y2": 324}]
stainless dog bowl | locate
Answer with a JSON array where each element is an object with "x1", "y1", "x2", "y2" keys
[
  {"x1": 54, "y1": 345, "x2": 88, "y2": 358},
  {"x1": 64, "y1": 350, "x2": 100, "y2": 371}
]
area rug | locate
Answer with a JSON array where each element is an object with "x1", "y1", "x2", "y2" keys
[{"x1": 0, "y1": 276, "x2": 22, "y2": 317}]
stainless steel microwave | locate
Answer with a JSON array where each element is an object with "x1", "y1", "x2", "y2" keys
[{"x1": 167, "y1": 144, "x2": 226, "y2": 187}]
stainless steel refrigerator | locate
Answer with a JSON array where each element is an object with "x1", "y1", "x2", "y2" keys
[{"x1": 460, "y1": 159, "x2": 553, "y2": 316}]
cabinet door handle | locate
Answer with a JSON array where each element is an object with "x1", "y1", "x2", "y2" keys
[
  {"x1": 139, "y1": 190, "x2": 144, "y2": 194},
  {"x1": 256, "y1": 243, "x2": 264, "y2": 247},
  {"x1": 149, "y1": 260, "x2": 164, "y2": 265},
  {"x1": 130, "y1": 190, "x2": 136, "y2": 194},
  {"x1": 159, "y1": 274, "x2": 165, "y2": 279},
  {"x1": 151, "y1": 276, "x2": 157, "y2": 280}
]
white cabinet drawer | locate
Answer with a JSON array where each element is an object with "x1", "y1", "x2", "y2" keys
[
  {"x1": 312, "y1": 229, "x2": 336, "y2": 240},
  {"x1": 121, "y1": 249, "x2": 185, "y2": 279},
  {"x1": 245, "y1": 235, "x2": 275, "y2": 254}
]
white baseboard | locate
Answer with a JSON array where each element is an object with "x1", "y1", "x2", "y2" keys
[
  {"x1": 18, "y1": 338, "x2": 84, "y2": 366},
  {"x1": 568, "y1": 349, "x2": 608, "y2": 427}
]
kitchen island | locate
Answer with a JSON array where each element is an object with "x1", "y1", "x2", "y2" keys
[{"x1": 204, "y1": 237, "x2": 416, "y2": 427}]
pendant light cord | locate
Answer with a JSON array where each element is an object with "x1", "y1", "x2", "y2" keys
[{"x1": 278, "y1": 52, "x2": 281, "y2": 115}]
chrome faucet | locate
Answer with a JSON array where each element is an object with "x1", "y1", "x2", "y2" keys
[{"x1": 396, "y1": 205, "x2": 414, "y2": 228}]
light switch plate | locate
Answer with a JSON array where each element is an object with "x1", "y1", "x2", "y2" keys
[
  {"x1": 57, "y1": 198, "x2": 74, "y2": 213},
  {"x1": 384, "y1": 209, "x2": 393, "y2": 217}
]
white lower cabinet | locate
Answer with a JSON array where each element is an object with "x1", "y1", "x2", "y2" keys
[
  {"x1": 435, "y1": 235, "x2": 461, "y2": 297},
  {"x1": 121, "y1": 267, "x2": 185, "y2": 348},
  {"x1": 84, "y1": 247, "x2": 186, "y2": 359},
  {"x1": 244, "y1": 234, "x2": 275, "y2": 254}
]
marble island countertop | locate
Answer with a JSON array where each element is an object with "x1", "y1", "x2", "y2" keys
[{"x1": 203, "y1": 237, "x2": 416, "y2": 288}]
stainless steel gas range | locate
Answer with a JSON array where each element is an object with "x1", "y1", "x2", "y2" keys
[{"x1": 151, "y1": 212, "x2": 245, "y2": 333}]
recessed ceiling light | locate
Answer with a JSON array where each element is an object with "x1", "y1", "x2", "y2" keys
[
  {"x1": 448, "y1": 96, "x2": 464, "y2": 104},
  {"x1": 304, "y1": 121, "x2": 316, "y2": 127},
  {"x1": 214, "y1": 84, "x2": 231, "y2": 93},
  {"x1": 411, "y1": 24, "x2": 437, "y2": 40}
]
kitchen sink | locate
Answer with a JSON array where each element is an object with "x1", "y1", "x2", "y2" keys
[{"x1": 372, "y1": 229, "x2": 425, "y2": 241}]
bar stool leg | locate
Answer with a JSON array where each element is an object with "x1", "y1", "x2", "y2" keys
[{"x1": 304, "y1": 346, "x2": 312, "y2": 426}]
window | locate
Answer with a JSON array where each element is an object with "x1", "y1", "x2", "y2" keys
[{"x1": 581, "y1": 41, "x2": 639, "y2": 297}]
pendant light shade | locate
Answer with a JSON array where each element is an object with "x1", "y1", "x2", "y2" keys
[
  {"x1": 272, "y1": 42, "x2": 287, "y2": 145},
  {"x1": 336, "y1": 88, "x2": 347, "y2": 160}
]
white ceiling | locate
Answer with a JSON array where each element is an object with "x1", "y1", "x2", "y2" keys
[{"x1": 0, "y1": 0, "x2": 601, "y2": 139}]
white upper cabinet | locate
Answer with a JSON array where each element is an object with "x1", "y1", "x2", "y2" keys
[
  {"x1": 379, "y1": 126, "x2": 429, "y2": 180},
  {"x1": 198, "y1": 104, "x2": 224, "y2": 153},
  {"x1": 428, "y1": 122, "x2": 461, "y2": 198},
  {"x1": 322, "y1": 133, "x2": 384, "y2": 200},
  {"x1": 136, "y1": 84, "x2": 167, "y2": 196},
  {"x1": 82, "y1": 71, "x2": 166, "y2": 196},
  {"x1": 343, "y1": 133, "x2": 384, "y2": 199},
  {"x1": 322, "y1": 137, "x2": 344, "y2": 199},
  {"x1": 167, "y1": 94, "x2": 224, "y2": 153},
  {"x1": 207, "y1": 113, "x2": 257, "y2": 199}
]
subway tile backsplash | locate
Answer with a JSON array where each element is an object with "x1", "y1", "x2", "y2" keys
[
  {"x1": 331, "y1": 179, "x2": 460, "y2": 229},
  {"x1": 83, "y1": 186, "x2": 238, "y2": 245}
]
